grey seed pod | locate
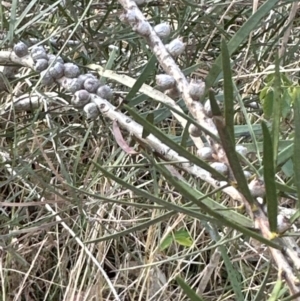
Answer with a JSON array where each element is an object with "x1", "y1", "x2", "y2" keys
[
  {"x1": 156, "y1": 74, "x2": 176, "y2": 90},
  {"x1": 62, "y1": 78, "x2": 82, "y2": 93},
  {"x1": 277, "y1": 214, "x2": 291, "y2": 233},
  {"x1": 71, "y1": 90, "x2": 91, "y2": 108},
  {"x1": 31, "y1": 46, "x2": 48, "y2": 61},
  {"x1": 188, "y1": 80, "x2": 205, "y2": 100},
  {"x1": 64, "y1": 63, "x2": 80, "y2": 78},
  {"x1": 40, "y1": 70, "x2": 54, "y2": 86},
  {"x1": 13, "y1": 42, "x2": 29, "y2": 57},
  {"x1": 197, "y1": 147, "x2": 213, "y2": 161},
  {"x1": 31, "y1": 45, "x2": 45, "y2": 54},
  {"x1": 165, "y1": 86, "x2": 180, "y2": 99},
  {"x1": 133, "y1": 21, "x2": 151, "y2": 36},
  {"x1": 154, "y1": 23, "x2": 171, "y2": 39},
  {"x1": 210, "y1": 162, "x2": 228, "y2": 176},
  {"x1": 96, "y1": 85, "x2": 113, "y2": 100},
  {"x1": 83, "y1": 103, "x2": 100, "y2": 120},
  {"x1": 243, "y1": 170, "x2": 252, "y2": 180},
  {"x1": 236, "y1": 145, "x2": 248, "y2": 157},
  {"x1": 47, "y1": 54, "x2": 64, "y2": 64},
  {"x1": 49, "y1": 62, "x2": 64, "y2": 79},
  {"x1": 34, "y1": 59, "x2": 49, "y2": 72},
  {"x1": 248, "y1": 177, "x2": 265, "y2": 198},
  {"x1": 166, "y1": 38, "x2": 185, "y2": 57},
  {"x1": 83, "y1": 78, "x2": 101, "y2": 93},
  {"x1": 77, "y1": 73, "x2": 96, "y2": 88},
  {"x1": 189, "y1": 124, "x2": 201, "y2": 137}
]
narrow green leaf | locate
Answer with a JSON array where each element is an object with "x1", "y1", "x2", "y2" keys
[
  {"x1": 221, "y1": 39, "x2": 235, "y2": 140},
  {"x1": 293, "y1": 87, "x2": 300, "y2": 209},
  {"x1": 281, "y1": 89, "x2": 292, "y2": 119},
  {"x1": 160, "y1": 235, "x2": 173, "y2": 251},
  {"x1": 262, "y1": 88, "x2": 274, "y2": 120},
  {"x1": 15, "y1": 0, "x2": 42, "y2": 29},
  {"x1": 209, "y1": 92, "x2": 255, "y2": 205},
  {"x1": 205, "y1": 0, "x2": 280, "y2": 88},
  {"x1": 181, "y1": 121, "x2": 191, "y2": 148},
  {"x1": 268, "y1": 272, "x2": 283, "y2": 301},
  {"x1": 8, "y1": 0, "x2": 18, "y2": 42},
  {"x1": 174, "y1": 229, "x2": 193, "y2": 247},
  {"x1": 100, "y1": 45, "x2": 119, "y2": 85},
  {"x1": 142, "y1": 112, "x2": 154, "y2": 138},
  {"x1": 86, "y1": 211, "x2": 174, "y2": 244},
  {"x1": 253, "y1": 262, "x2": 272, "y2": 301},
  {"x1": 91, "y1": 160, "x2": 225, "y2": 225},
  {"x1": 272, "y1": 57, "x2": 282, "y2": 166},
  {"x1": 290, "y1": 210, "x2": 300, "y2": 225},
  {"x1": 124, "y1": 104, "x2": 227, "y2": 180},
  {"x1": 281, "y1": 159, "x2": 294, "y2": 178},
  {"x1": 126, "y1": 54, "x2": 157, "y2": 101},
  {"x1": 210, "y1": 227, "x2": 244, "y2": 301},
  {"x1": 262, "y1": 121, "x2": 278, "y2": 233},
  {"x1": 176, "y1": 277, "x2": 205, "y2": 301},
  {"x1": 16, "y1": 1, "x2": 64, "y2": 34},
  {"x1": 146, "y1": 154, "x2": 280, "y2": 249}
]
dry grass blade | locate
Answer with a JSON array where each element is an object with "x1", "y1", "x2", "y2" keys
[{"x1": 1, "y1": 0, "x2": 300, "y2": 300}]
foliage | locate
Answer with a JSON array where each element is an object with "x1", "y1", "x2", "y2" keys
[{"x1": 1, "y1": 0, "x2": 300, "y2": 300}]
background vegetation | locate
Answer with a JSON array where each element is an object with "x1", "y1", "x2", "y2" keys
[{"x1": 1, "y1": 0, "x2": 300, "y2": 300}]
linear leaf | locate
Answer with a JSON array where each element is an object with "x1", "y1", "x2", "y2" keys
[
  {"x1": 205, "y1": 0, "x2": 280, "y2": 88},
  {"x1": 272, "y1": 57, "x2": 282, "y2": 165},
  {"x1": 126, "y1": 54, "x2": 157, "y2": 101},
  {"x1": 293, "y1": 87, "x2": 300, "y2": 209},
  {"x1": 125, "y1": 104, "x2": 227, "y2": 180},
  {"x1": 262, "y1": 121, "x2": 278, "y2": 233},
  {"x1": 209, "y1": 91, "x2": 255, "y2": 205},
  {"x1": 146, "y1": 154, "x2": 280, "y2": 249},
  {"x1": 176, "y1": 277, "x2": 205, "y2": 301},
  {"x1": 91, "y1": 158, "x2": 254, "y2": 228},
  {"x1": 221, "y1": 39, "x2": 235, "y2": 140}
]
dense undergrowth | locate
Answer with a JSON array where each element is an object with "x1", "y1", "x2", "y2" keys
[{"x1": 1, "y1": 1, "x2": 300, "y2": 300}]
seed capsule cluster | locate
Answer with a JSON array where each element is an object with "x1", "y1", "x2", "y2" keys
[{"x1": 12, "y1": 42, "x2": 113, "y2": 120}]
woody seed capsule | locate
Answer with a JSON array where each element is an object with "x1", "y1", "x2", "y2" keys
[
  {"x1": 49, "y1": 62, "x2": 64, "y2": 79},
  {"x1": 166, "y1": 38, "x2": 185, "y2": 57},
  {"x1": 84, "y1": 78, "x2": 101, "y2": 93},
  {"x1": 210, "y1": 162, "x2": 228, "y2": 176},
  {"x1": 96, "y1": 85, "x2": 113, "y2": 100},
  {"x1": 156, "y1": 74, "x2": 176, "y2": 90},
  {"x1": 154, "y1": 23, "x2": 171, "y2": 39},
  {"x1": 236, "y1": 145, "x2": 248, "y2": 156},
  {"x1": 197, "y1": 147, "x2": 213, "y2": 160},
  {"x1": 189, "y1": 124, "x2": 201, "y2": 137},
  {"x1": 83, "y1": 103, "x2": 100, "y2": 120},
  {"x1": 48, "y1": 54, "x2": 64, "y2": 64},
  {"x1": 134, "y1": 21, "x2": 151, "y2": 36},
  {"x1": 31, "y1": 46, "x2": 48, "y2": 61},
  {"x1": 13, "y1": 42, "x2": 29, "y2": 57},
  {"x1": 72, "y1": 90, "x2": 91, "y2": 108},
  {"x1": 62, "y1": 78, "x2": 82, "y2": 93},
  {"x1": 188, "y1": 80, "x2": 205, "y2": 100},
  {"x1": 34, "y1": 59, "x2": 48, "y2": 72},
  {"x1": 40, "y1": 70, "x2": 54, "y2": 86},
  {"x1": 64, "y1": 63, "x2": 80, "y2": 78}
]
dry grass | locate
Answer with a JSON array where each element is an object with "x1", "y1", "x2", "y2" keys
[{"x1": 1, "y1": 0, "x2": 300, "y2": 300}]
